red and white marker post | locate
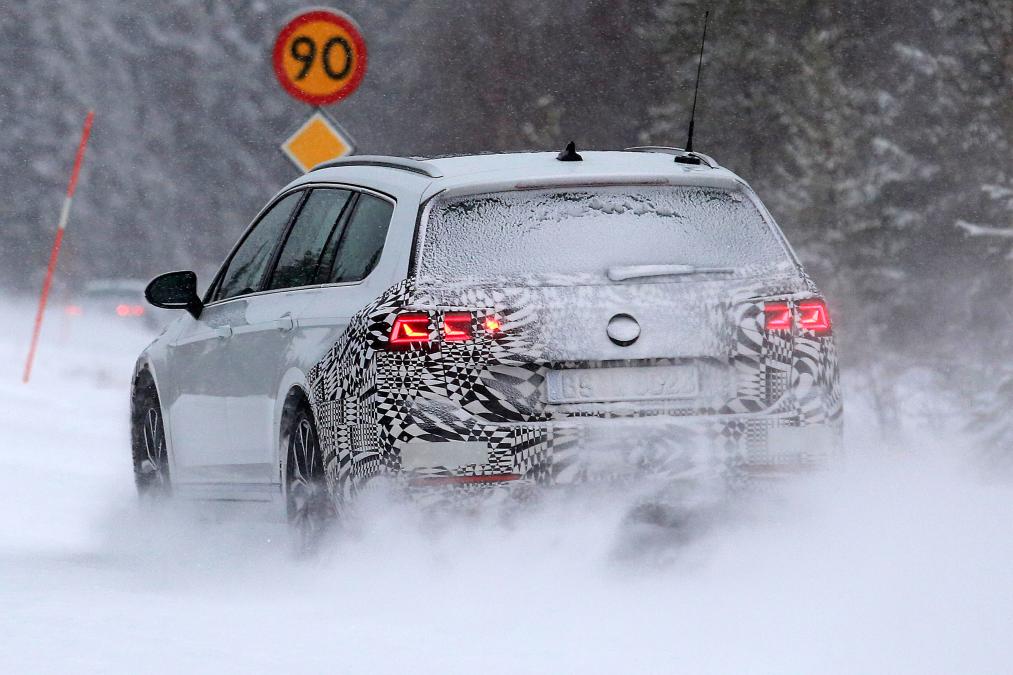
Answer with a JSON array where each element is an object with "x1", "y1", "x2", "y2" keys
[{"x1": 22, "y1": 111, "x2": 95, "y2": 384}]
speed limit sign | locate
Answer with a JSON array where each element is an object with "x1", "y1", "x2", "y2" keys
[{"x1": 273, "y1": 9, "x2": 367, "y2": 106}]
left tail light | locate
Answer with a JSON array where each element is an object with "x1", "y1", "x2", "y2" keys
[
  {"x1": 388, "y1": 311, "x2": 502, "y2": 348},
  {"x1": 442, "y1": 313, "x2": 474, "y2": 342},
  {"x1": 390, "y1": 314, "x2": 431, "y2": 345}
]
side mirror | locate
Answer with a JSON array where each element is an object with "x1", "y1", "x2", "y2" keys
[{"x1": 145, "y1": 271, "x2": 204, "y2": 319}]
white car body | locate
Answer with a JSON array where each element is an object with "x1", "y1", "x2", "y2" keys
[{"x1": 134, "y1": 149, "x2": 840, "y2": 503}]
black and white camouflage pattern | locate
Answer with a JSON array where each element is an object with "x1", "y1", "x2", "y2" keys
[{"x1": 306, "y1": 269, "x2": 842, "y2": 504}]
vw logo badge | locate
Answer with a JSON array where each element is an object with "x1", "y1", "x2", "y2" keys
[{"x1": 607, "y1": 313, "x2": 640, "y2": 347}]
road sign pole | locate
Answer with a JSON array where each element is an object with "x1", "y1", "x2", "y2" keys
[{"x1": 22, "y1": 110, "x2": 95, "y2": 384}]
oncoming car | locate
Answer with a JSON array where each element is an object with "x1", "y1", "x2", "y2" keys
[{"x1": 132, "y1": 146, "x2": 841, "y2": 534}]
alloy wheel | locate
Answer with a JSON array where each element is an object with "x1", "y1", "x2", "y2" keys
[
  {"x1": 134, "y1": 391, "x2": 171, "y2": 497},
  {"x1": 286, "y1": 412, "x2": 331, "y2": 550}
]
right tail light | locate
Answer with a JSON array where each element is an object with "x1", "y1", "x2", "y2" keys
[
  {"x1": 764, "y1": 298, "x2": 831, "y2": 335},
  {"x1": 763, "y1": 302, "x2": 793, "y2": 331},
  {"x1": 797, "y1": 299, "x2": 831, "y2": 334}
]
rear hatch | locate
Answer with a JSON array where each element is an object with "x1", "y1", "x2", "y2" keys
[{"x1": 414, "y1": 184, "x2": 807, "y2": 421}]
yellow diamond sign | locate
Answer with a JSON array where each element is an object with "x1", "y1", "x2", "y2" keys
[{"x1": 281, "y1": 111, "x2": 354, "y2": 172}]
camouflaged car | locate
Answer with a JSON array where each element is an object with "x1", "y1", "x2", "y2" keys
[{"x1": 135, "y1": 145, "x2": 841, "y2": 533}]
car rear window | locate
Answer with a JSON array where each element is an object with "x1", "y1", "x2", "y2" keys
[{"x1": 417, "y1": 186, "x2": 795, "y2": 286}]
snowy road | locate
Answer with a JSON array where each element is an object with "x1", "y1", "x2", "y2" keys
[{"x1": 2, "y1": 296, "x2": 1012, "y2": 674}]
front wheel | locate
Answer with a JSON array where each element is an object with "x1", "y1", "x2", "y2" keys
[
  {"x1": 284, "y1": 404, "x2": 332, "y2": 550},
  {"x1": 131, "y1": 377, "x2": 171, "y2": 498}
]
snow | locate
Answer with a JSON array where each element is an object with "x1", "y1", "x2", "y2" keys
[
  {"x1": 420, "y1": 186, "x2": 793, "y2": 287},
  {"x1": 2, "y1": 296, "x2": 1013, "y2": 674},
  {"x1": 956, "y1": 220, "x2": 1013, "y2": 239}
]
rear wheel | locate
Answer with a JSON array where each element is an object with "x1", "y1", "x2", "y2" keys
[
  {"x1": 131, "y1": 377, "x2": 171, "y2": 498},
  {"x1": 284, "y1": 403, "x2": 332, "y2": 550}
]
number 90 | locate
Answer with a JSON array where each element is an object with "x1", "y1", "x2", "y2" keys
[{"x1": 290, "y1": 35, "x2": 353, "y2": 81}]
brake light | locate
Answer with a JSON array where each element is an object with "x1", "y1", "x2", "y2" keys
[
  {"x1": 65, "y1": 305, "x2": 83, "y2": 316},
  {"x1": 389, "y1": 311, "x2": 503, "y2": 348},
  {"x1": 798, "y1": 299, "x2": 830, "y2": 334},
  {"x1": 390, "y1": 314, "x2": 430, "y2": 345},
  {"x1": 116, "y1": 304, "x2": 130, "y2": 317},
  {"x1": 763, "y1": 299, "x2": 831, "y2": 334},
  {"x1": 764, "y1": 302, "x2": 792, "y2": 331},
  {"x1": 442, "y1": 313, "x2": 473, "y2": 342}
]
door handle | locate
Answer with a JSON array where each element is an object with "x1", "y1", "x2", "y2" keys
[
  {"x1": 213, "y1": 325, "x2": 233, "y2": 340},
  {"x1": 276, "y1": 315, "x2": 295, "y2": 332}
]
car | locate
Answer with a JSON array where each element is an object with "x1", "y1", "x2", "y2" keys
[
  {"x1": 64, "y1": 278, "x2": 167, "y2": 332},
  {"x1": 132, "y1": 146, "x2": 842, "y2": 538}
]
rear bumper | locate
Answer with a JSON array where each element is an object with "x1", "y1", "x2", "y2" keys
[{"x1": 385, "y1": 406, "x2": 842, "y2": 488}]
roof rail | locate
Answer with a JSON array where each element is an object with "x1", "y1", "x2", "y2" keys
[
  {"x1": 311, "y1": 155, "x2": 444, "y2": 178},
  {"x1": 624, "y1": 146, "x2": 719, "y2": 168}
]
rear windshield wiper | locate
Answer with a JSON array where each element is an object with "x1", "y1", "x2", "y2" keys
[{"x1": 607, "y1": 264, "x2": 736, "y2": 282}]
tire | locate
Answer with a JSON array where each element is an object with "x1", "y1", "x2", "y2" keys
[
  {"x1": 283, "y1": 402, "x2": 332, "y2": 550},
  {"x1": 131, "y1": 376, "x2": 171, "y2": 498}
]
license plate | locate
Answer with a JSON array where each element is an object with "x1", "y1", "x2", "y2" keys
[{"x1": 546, "y1": 365, "x2": 699, "y2": 404}]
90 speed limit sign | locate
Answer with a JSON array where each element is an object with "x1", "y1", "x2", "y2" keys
[{"x1": 273, "y1": 9, "x2": 367, "y2": 106}]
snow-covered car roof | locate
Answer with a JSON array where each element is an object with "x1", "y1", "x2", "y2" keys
[{"x1": 297, "y1": 150, "x2": 749, "y2": 203}]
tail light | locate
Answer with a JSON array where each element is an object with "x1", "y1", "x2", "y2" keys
[
  {"x1": 115, "y1": 304, "x2": 146, "y2": 317},
  {"x1": 442, "y1": 313, "x2": 473, "y2": 342},
  {"x1": 65, "y1": 305, "x2": 83, "y2": 316},
  {"x1": 390, "y1": 314, "x2": 431, "y2": 345},
  {"x1": 388, "y1": 311, "x2": 503, "y2": 347},
  {"x1": 798, "y1": 299, "x2": 830, "y2": 334},
  {"x1": 763, "y1": 302, "x2": 793, "y2": 331},
  {"x1": 763, "y1": 299, "x2": 831, "y2": 335}
]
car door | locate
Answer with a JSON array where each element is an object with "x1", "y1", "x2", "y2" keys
[
  {"x1": 222, "y1": 187, "x2": 354, "y2": 484},
  {"x1": 294, "y1": 189, "x2": 398, "y2": 332},
  {"x1": 292, "y1": 188, "x2": 398, "y2": 398},
  {"x1": 166, "y1": 190, "x2": 302, "y2": 485}
]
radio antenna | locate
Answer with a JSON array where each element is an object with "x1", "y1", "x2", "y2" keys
[{"x1": 685, "y1": 10, "x2": 710, "y2": 153}]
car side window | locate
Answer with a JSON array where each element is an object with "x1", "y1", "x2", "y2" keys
[
  {"x1": 326, "y1": 194, "x2": 395, "y2": 284},
  {"x1": 215, "y1": 191, "x2": 302, "y2": 301},
  {"x1": 267, "y1": 188, "x2": 352, "y2": 291}
]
